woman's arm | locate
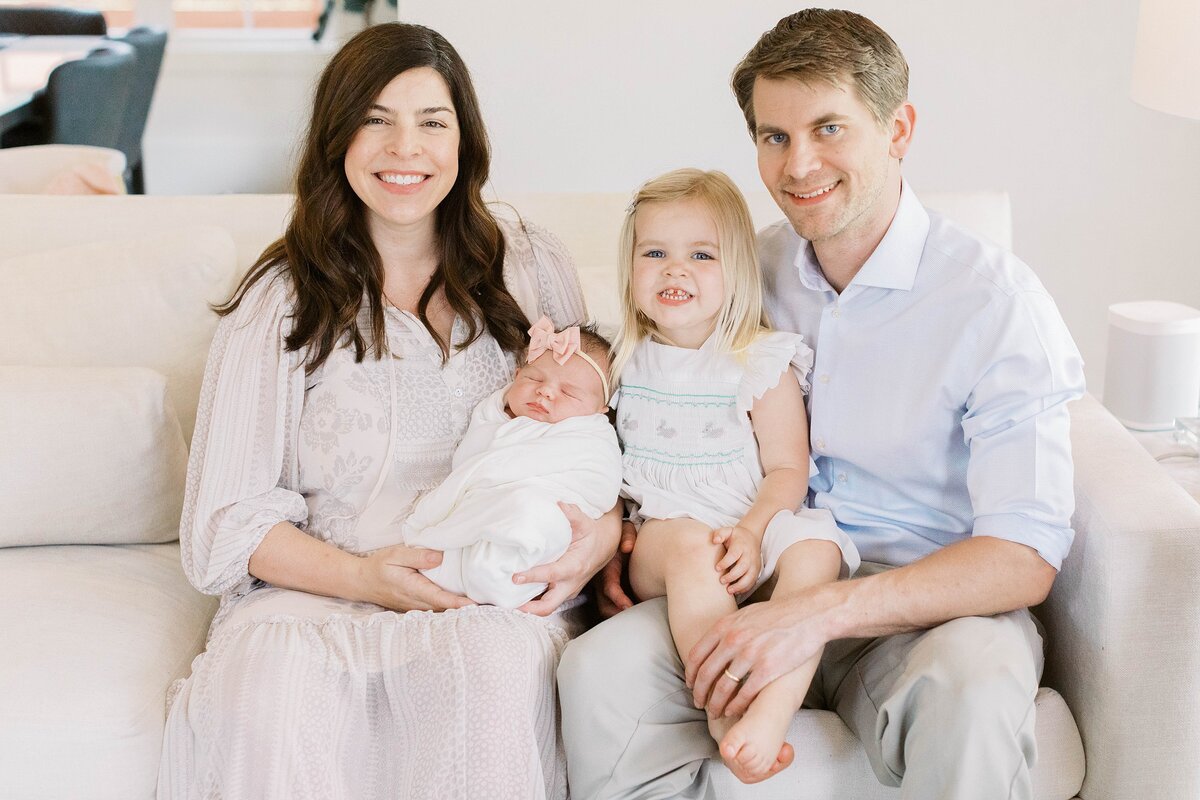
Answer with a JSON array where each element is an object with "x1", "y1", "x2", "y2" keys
[
  {"x1": 515, "y1": 501, "x2": 623, "y2": 616},
  {"x1": 249, "y1": 522, "x2": 473, "y2": 612}
]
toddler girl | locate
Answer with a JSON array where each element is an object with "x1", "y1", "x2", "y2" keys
[
  {"x1": 399, "y1": 318, "x2": 622, "y2": 608},
  {"x1": 613, "y1": 169, "x2": 859, "y2": 784}
]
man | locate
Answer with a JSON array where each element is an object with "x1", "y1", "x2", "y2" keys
[{"x1": 558, "y1": 9, "x2": 1085, "y2": 800}]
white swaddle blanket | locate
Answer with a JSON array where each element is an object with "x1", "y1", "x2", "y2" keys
[{"x1": 402, "y1": 386, "x2": 622, "y2": 608}]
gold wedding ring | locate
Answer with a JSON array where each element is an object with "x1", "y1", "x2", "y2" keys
[{"x1": 722, "y1": 668, "x2": 744, "y2": 683}]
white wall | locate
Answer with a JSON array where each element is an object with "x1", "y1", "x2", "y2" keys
[{"x1": 143, "y1": 1, "x2": 1200, "y2": 392}]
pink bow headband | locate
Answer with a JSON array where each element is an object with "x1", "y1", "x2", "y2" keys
[{"x1": 527, "y1": 316, "x2": 611, "y2": 400}]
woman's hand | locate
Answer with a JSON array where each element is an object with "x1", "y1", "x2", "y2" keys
[
  {"x1": 516, "y1": 501, "x2": 622, "y2": 616},
  {"x1": 357, "y1": 544, "x2": 475, "y2": 612},
  {"x1": 712, "y1": 525, "x2": 762, "y2": 596}
]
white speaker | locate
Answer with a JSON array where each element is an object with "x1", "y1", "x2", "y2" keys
[{"x1": 1103, "y1": 301, "x2": 1200, "y2": 430}]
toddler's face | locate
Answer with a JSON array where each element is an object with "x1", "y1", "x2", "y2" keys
[
  {"x1": 631, "y1": 198, "x2": 725, "y2": 349},
  {"x1": 505, "y1": 350, "x2": 608, "y2": 423}
]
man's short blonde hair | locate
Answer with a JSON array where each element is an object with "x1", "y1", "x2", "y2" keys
[{"x1": 732, "y1": 8, "x2": 909, "y2": 135}]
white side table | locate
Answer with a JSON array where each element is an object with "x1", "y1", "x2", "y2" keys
[{"x1": 1130, "y1": 429, "x2": 1200, "y2": 504}]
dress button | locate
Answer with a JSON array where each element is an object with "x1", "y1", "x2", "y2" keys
[
  {"x1": 453, "y1": 388, "x2": 464, "y2": 397},
  {"x1": 819, "y1": 374, "x2": 830, "y2": 384},
  {"x1": 837, "y1": 473, "x2": 848, "y2": 483}
]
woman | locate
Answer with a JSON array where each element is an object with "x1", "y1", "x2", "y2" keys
[{"x1": 158, "y1": 24, "x2": 620, "y2": 799}]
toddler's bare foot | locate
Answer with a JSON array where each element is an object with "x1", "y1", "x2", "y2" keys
[
  {"x1": 717, "y1": 699, "x2": 796, "y2": 784},
  {"x1": 707, "y1": 713, "x2": 736, "y2": 749}
]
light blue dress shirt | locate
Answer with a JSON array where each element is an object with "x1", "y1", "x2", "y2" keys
[{"x1": 759, "y1": 183, "x2": 1085, "y2": 570}]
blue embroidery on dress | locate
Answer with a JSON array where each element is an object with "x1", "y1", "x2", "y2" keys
[{"x1": 621, "y1": 384, "x2": 735, "y2": 409}]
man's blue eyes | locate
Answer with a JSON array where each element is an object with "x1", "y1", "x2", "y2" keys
[{"x1": 764, "y1": 125, "x2": 839, "y2": 143}]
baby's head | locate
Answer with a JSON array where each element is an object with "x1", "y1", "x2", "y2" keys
[
  {"x1": 611, "y1": 168, "x2": 768, "y2": 376},
  {"x1": 505, "y1": 318, "x2": 613, "y2": 423}
]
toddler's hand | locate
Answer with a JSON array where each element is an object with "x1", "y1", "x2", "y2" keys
[{"x1": 712, "y1": 525, "x2": 762, "y2": 596}]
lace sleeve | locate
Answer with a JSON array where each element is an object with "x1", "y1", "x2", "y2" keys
[
  {"x1": 735, "y1": 331, "x2": 815, "y2": 413},
  {"x1": 499, "y1": 216, "x2": 587, "y2": 328},
  {"x1": 179, "y1": 271, "x2": 309, "y2": 596}
]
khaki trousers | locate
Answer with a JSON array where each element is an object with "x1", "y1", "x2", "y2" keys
[{"x1": 558, "y1": 587, "x2": 1043, "y2": 800}]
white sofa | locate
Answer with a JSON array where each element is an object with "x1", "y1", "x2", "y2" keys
[{"x1": 0, "y1": 191, "x2": 1197, "y2": 800}]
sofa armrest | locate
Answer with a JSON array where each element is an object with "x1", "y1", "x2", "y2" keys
[{"x1": 1038, "y1": 393, "x2": 1200, "y2": 800}]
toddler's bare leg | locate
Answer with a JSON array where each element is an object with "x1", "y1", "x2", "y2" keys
[
  {"x1": 718, "y1": 539, "x2": 842, "y2": 784},
  {"x1": 630, "y1": 519, "x2": 741, "y2": 750},
  {"x1": 630, "y1": 518, "x2": 736, "y2": 661}
]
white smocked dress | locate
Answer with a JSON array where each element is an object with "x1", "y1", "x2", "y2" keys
[
  {"x1": 158, "y1": 218, "x2": 587, "y2": 800},
  {"x1": 617, "y1": 332, "x2": 859, "y2": 589}
]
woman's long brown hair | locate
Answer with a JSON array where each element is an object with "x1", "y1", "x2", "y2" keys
[{"x1": 217, "y1": 23, "x2": 530, "y2": 373}]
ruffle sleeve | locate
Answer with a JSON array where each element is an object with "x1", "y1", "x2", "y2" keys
[
  {"x1": 735, "y1": 330, "x2": 815, "y2": 413},
  {"x1": 498, "y1": 215, "x2": 587, "y2": 329},
  {"x1": 179, "y1": 270, "x2": 309, "y2": 596}
]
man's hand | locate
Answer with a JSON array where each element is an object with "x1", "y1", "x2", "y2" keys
[
  {"x1": 595, "y1": 520, "x2": 638, "y2": 618},
  {"x1": 516, "y1": 502, "x2": 622, "y2": 616},
  {"x1": 685, "y1": 588, "x2": 831, "y2": 718}
]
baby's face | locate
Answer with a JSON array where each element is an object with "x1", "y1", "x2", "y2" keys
[{"x1": 505, "y1": 350, "x2": 608, "y2": 423}]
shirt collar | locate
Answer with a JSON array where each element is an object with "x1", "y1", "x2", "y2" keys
[{"x1": 792, "y1": 180, "x2": 931, "y2": 294}]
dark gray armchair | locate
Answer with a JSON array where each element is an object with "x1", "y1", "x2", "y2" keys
[
  {"x1": 0, "y1": 43, "x2": 135, "y2": 154},
  {"x1": 0, "y1": 6, "x2": 106, "y2": 35},
  {"x1": 110, "y1": 27, "x2": 168, "y2": 193}
]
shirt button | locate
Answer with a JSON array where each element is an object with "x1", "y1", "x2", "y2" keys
[
  {"x1": 837, "y1": 473, "x2": 848, "y2": 483},
  {"x1": 814, "y1": 438, "x2": 825, "y2": 451},
  {"x1": 819, "y1": 374, "x2": 830, "y2": 384},
  {"x1": 453, "y1": 388, "x2": 464, "y2": 397},
  {"x1": 831, "y1": 308, "x2": 841, "y2": 318}
]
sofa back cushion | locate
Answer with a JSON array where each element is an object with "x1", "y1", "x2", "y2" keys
[
  {"x1": 0, "y1": 225, "x2": 239, "y2": 442},
  {"x1": 0, "y1": 365, "x2": 188, "y2": 546}
]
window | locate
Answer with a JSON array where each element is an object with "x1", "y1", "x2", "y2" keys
[{"x1": 0, "y1": 0, "x2": 322, "y2": 30}]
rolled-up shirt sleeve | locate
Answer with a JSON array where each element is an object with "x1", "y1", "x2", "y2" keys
[
  {"x1": 180, "y1": 272, "x2": 309, "y2": 596},
  {"x1": 961, "y1": 289, "x2": 1086, "y2": 570}
]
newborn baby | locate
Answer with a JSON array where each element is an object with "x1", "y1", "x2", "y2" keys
[{"x1": 400, "y1": 317, "x2": 622, "y2": 608}]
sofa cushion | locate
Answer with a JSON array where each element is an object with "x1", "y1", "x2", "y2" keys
[
  {"x1": 0, "y1": 543, "x2": 218, "y2": 800},
  {"x1": 708, "y1": 687, "x2": 1084, "y2": 799},
  {"x1": 0, "y1": 365, "x2": 188, "y2": 547},
  {"x1": 0, "y1": 225, "x2": 239, "y2": 443}
]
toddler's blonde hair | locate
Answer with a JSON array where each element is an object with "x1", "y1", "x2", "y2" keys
[{"x1": 611, "y1": 168, "x2": 769, "y2": 382}]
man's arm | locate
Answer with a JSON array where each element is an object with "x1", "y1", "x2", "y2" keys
[{"x1": 686, "y1": 535, "x2": 1055, "y2": 717}]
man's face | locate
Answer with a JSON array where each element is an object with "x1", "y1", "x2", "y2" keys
[{"x1": 753, "y1": 76, "x2": 910, "y2": 246}]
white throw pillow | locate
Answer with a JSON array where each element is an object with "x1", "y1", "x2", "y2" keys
[
  {"x1": 0, "y1": 226, "x2": 239, "y2": 443},
  {"x1": 0, "y1": 365, "x2": 188, "y2": 547}
]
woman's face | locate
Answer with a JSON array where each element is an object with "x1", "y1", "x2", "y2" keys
[{"x1": 344, "y1": 67, "x2": 461, "y2": 241}]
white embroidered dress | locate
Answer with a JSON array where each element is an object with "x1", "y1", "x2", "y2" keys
[
  {"x1": 617, "y1": 331, "x2": 860, "y2": 587},
  {"x1": 158, "y1": 219, "x2": 587, "y2": 800}
]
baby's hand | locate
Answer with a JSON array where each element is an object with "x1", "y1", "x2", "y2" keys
[{"x1": 711, "y1": 525, "x2": 762, "y2": 596}]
